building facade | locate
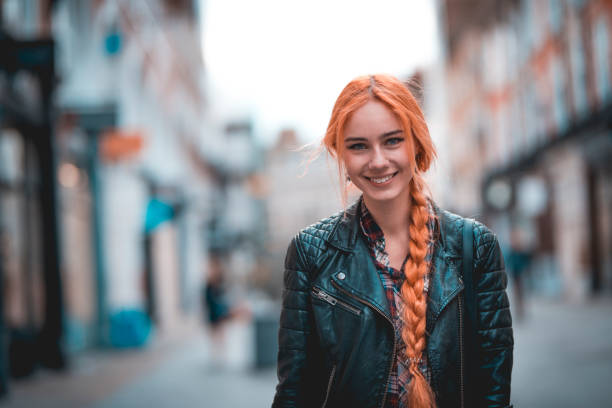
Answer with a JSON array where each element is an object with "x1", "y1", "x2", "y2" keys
[
  {"x1": 435, "y1": 0, "x2": 612, "y2": 300},
  {"x1": 0, "y1": 0, "x2": 245, "y2": 395}
]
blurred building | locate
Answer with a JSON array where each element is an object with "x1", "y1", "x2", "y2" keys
[
  {"x1": 0, "y1": 0, "x2": 255, "y2": 396},
  {"x1": 204, "y1": 119, "x2": 268, "y2": 300},
  {"x1": 53, "y1": 0, "x2": 215, "y2": 346},
  {"x1": 433, "y1": 0, "x2": 612, "y2": 300},
  {"x1": 0, "y1": 0, "x2": 65, "y2": 395},
  {"x1": 263, "y1": 129, "x2": 357, "y2": 296}
]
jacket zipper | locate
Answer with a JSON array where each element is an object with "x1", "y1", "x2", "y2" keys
[
  {"x1": 331, "y1": 280, "x2": 395, "y2": 408},
  {"x1": 321, "y1": 364, "x2": 336, "y2": 408},
  {"x1": 458, "y1": 294, "x2": 465, "y2": 408},
  {"x1": 312, "y1": 287, "x2": 362, "y2": 316}
]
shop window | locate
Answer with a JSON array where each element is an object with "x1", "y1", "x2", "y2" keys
[
  {"x1": 0, "y1": 134, "x2": 45, "y2": 334},
  {"x1": 0, "y1": 129, "x2": 23, "y2": 185}
]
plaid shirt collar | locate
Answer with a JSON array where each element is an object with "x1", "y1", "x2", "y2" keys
[
  {"x1": 358, "y1": 200, "x2": 407, "y2": 279},
  {"x1": 359, "y1": 198, "x2": 436, "y2": 271}
]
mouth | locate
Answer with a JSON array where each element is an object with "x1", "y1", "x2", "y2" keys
[{"x1": 365, "y1": 171, "x2": 398, "y2": 185}]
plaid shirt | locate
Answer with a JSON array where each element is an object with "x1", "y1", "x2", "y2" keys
[{"x1": 359, "y1": 200, "x2": 434, "y2": 408}]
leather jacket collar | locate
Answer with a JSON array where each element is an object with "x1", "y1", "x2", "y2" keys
[{"x1": 323, "y1": 199, "x2": 464, "y2": 328}]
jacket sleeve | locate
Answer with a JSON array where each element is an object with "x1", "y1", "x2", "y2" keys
[
  {"x1": 272, "y1": 236, "x2": 326, "y2": 408},
  {"x1": 474, "y1": 224, "x2": 514, "y2": 407}
]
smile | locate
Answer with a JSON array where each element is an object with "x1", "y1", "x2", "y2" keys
[{"x1": 365, "y1": 172, "x2": 398, "y2": 184}]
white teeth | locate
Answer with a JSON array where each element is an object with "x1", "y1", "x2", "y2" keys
[{"x1": 371, "y1": 174, "x2": 393, "y2": 184}]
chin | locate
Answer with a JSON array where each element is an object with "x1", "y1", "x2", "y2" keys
[{"x1": 361, "y1": 187, "x2": 406, "y2": 204}]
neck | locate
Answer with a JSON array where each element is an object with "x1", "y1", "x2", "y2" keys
[{"x1": 363, "y1": 193, "x2": 412, "y2": 238}]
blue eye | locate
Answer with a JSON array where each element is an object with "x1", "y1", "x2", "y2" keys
[
  {"x1": 347, "y1": 143, "x2": 367, "y2": 150},
  {"x1": 385, "y1": 137, "x2": 404, "y2": 146}
]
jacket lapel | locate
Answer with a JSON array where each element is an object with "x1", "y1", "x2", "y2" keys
[
  {"x1": 326, "y1": 201, "x2": 391, "y2": 320},
  {"x1": 325, "y1": 200, "x2": 465, "y2": 326},
  {"x1": 331, "y1": 235, "x2": 392, "y2": 320}
]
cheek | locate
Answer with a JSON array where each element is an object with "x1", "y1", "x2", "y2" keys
[
  {"x1": 393, "y1": 149, "x2": 415, "y2": 170},
  {"x1": 343, "y1": 156, "x2": 362, "y2": 176}
]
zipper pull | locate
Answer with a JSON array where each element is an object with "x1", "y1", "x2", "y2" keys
[{"x1": 312, "y1": 288, "x2": 337, "y2": 305}]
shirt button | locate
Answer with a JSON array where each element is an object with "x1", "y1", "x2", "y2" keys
[{"x1": 337, "y1": 272, "x2": 346, "y2": 280}]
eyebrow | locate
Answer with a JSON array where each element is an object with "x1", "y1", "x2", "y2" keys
[{"x1": 344, "y1": 129, "x2": 403, "y2": 143}]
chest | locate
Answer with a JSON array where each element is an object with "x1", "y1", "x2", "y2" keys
[{"x1": 378, "y1": 233, "x2": 408, "y2": 268}]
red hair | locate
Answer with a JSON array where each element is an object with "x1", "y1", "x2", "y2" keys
[{"x1": 323, "y1": 74, "x2": 437, "y2": 407}]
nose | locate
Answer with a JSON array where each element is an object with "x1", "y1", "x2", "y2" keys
[{"x1": 368, "y1": 146, "x2": 389, "y2": 170}]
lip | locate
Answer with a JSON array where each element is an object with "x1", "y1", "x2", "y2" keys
[{"x1": 364, "y1": 171, "x2": 398, "y2": 186}]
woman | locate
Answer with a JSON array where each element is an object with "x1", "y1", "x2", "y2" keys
[{"x1": 272, "y1": 74, "x2": 513, "y2": 408}]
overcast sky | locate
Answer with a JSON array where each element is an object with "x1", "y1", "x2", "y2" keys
[{"x1": 201, "y1": 0, "x2": 440, "y2": 145}]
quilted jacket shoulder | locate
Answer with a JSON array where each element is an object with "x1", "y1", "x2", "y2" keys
[
  {"x1": 294, "y1": 204, "x2": 502, "y2": 274},
  {"x1": 293, "y1": 209, "x2": 344, "y2": 271},
  {"x1": 435, "y1": 206, "x2": 501, "y2": 268}
]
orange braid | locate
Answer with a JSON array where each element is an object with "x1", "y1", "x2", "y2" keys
[{"x1": 400, "y1": 174, "x2": 436, "y2": 407}]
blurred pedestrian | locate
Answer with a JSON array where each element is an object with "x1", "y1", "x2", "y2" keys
[
  {"x1": 202, "y1": 251, "x2": 250, "y2": 367},
  {"x1": 203, "y1": 253, "x2": 230, "y2": 328},
  {"x1": 273, "y1": 74, "x2": 513, "y2": 407},
  {"x1": 506, "y1": 228, "x2": 532, "y2": 321}
]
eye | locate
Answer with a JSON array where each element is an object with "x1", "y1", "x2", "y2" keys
[
  {"x1": 347, "y1": 143, "x2": 367, "y2": 150},
  {"x1": 385, "y1": 137, "x2": 404, "y2": 146}
]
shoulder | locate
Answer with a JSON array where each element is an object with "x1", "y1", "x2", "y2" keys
[
  {"x1": 434, "y1": 205, "x2": 500, "y2": 263},
  {"x1": 292, "y1": 209, "x2": 345, "y2": 267},
  {"x1": 471, "y1": 220, "x2": 500, "y2": 268}
]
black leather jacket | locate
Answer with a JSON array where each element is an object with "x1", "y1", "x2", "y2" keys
[{"x1": 272, "y1": 202, "x2": 513, "y2": 408}]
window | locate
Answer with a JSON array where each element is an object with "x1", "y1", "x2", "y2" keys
[
  {"x1": 593, "y1": 17, "x2": 611, "y2": 103},
  {"x1": 552, "y1": 57, "x2": 569, "y2": 133},
  {"x1": 570, "y1": 22, "x2": 588, "y2": 116}
]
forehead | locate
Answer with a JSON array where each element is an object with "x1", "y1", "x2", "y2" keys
[{"x1": 344, "y1": 99, "x2": 401, "y2": 138}]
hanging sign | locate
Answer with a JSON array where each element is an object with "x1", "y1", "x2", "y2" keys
[{"x1": 100, "y1": 129, "x2": 144, "y2": 162}]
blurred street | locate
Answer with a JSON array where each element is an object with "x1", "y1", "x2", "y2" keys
[
  {"x1": 0, "y1": 319, "x2": 277, "y2": 408},
  {"x1": 0, "y1": 293, "x2": 610, "y2": 408},
  {"x1": 1, "y1": 0, "x2": 612, "y2": 406},
  {"x1": 512, "y1": 295, "x2": 612, "y2": 408}
]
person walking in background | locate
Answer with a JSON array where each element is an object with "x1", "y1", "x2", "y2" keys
[
  {"x1": 202, "y1": 251, "x2": 250, "y2": 368},
  {"x1": 272, "y1": 74, "x2": 513, "y2": 407},
  {"x1": 505, "y1": 228, "x2": 532, "y2": 321},
  {"x1": 203, "y1": 253, "x2": 231, "y2": 331}
]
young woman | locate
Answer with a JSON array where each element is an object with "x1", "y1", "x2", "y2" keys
[{"x1": 272, "y1": 74, "x2": 513, "y2": 408}]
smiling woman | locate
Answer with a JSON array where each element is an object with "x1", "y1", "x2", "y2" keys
[
  {"x1": 343, "y1": 100, "x2": 415, "y2": 207},
  {"x1": 272, "y1": 74, "x2": 514, "y2": 408}
]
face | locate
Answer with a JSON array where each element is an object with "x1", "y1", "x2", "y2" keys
[{"x1": 342, "y1": 99, "x2": 415, "y2": 206}]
